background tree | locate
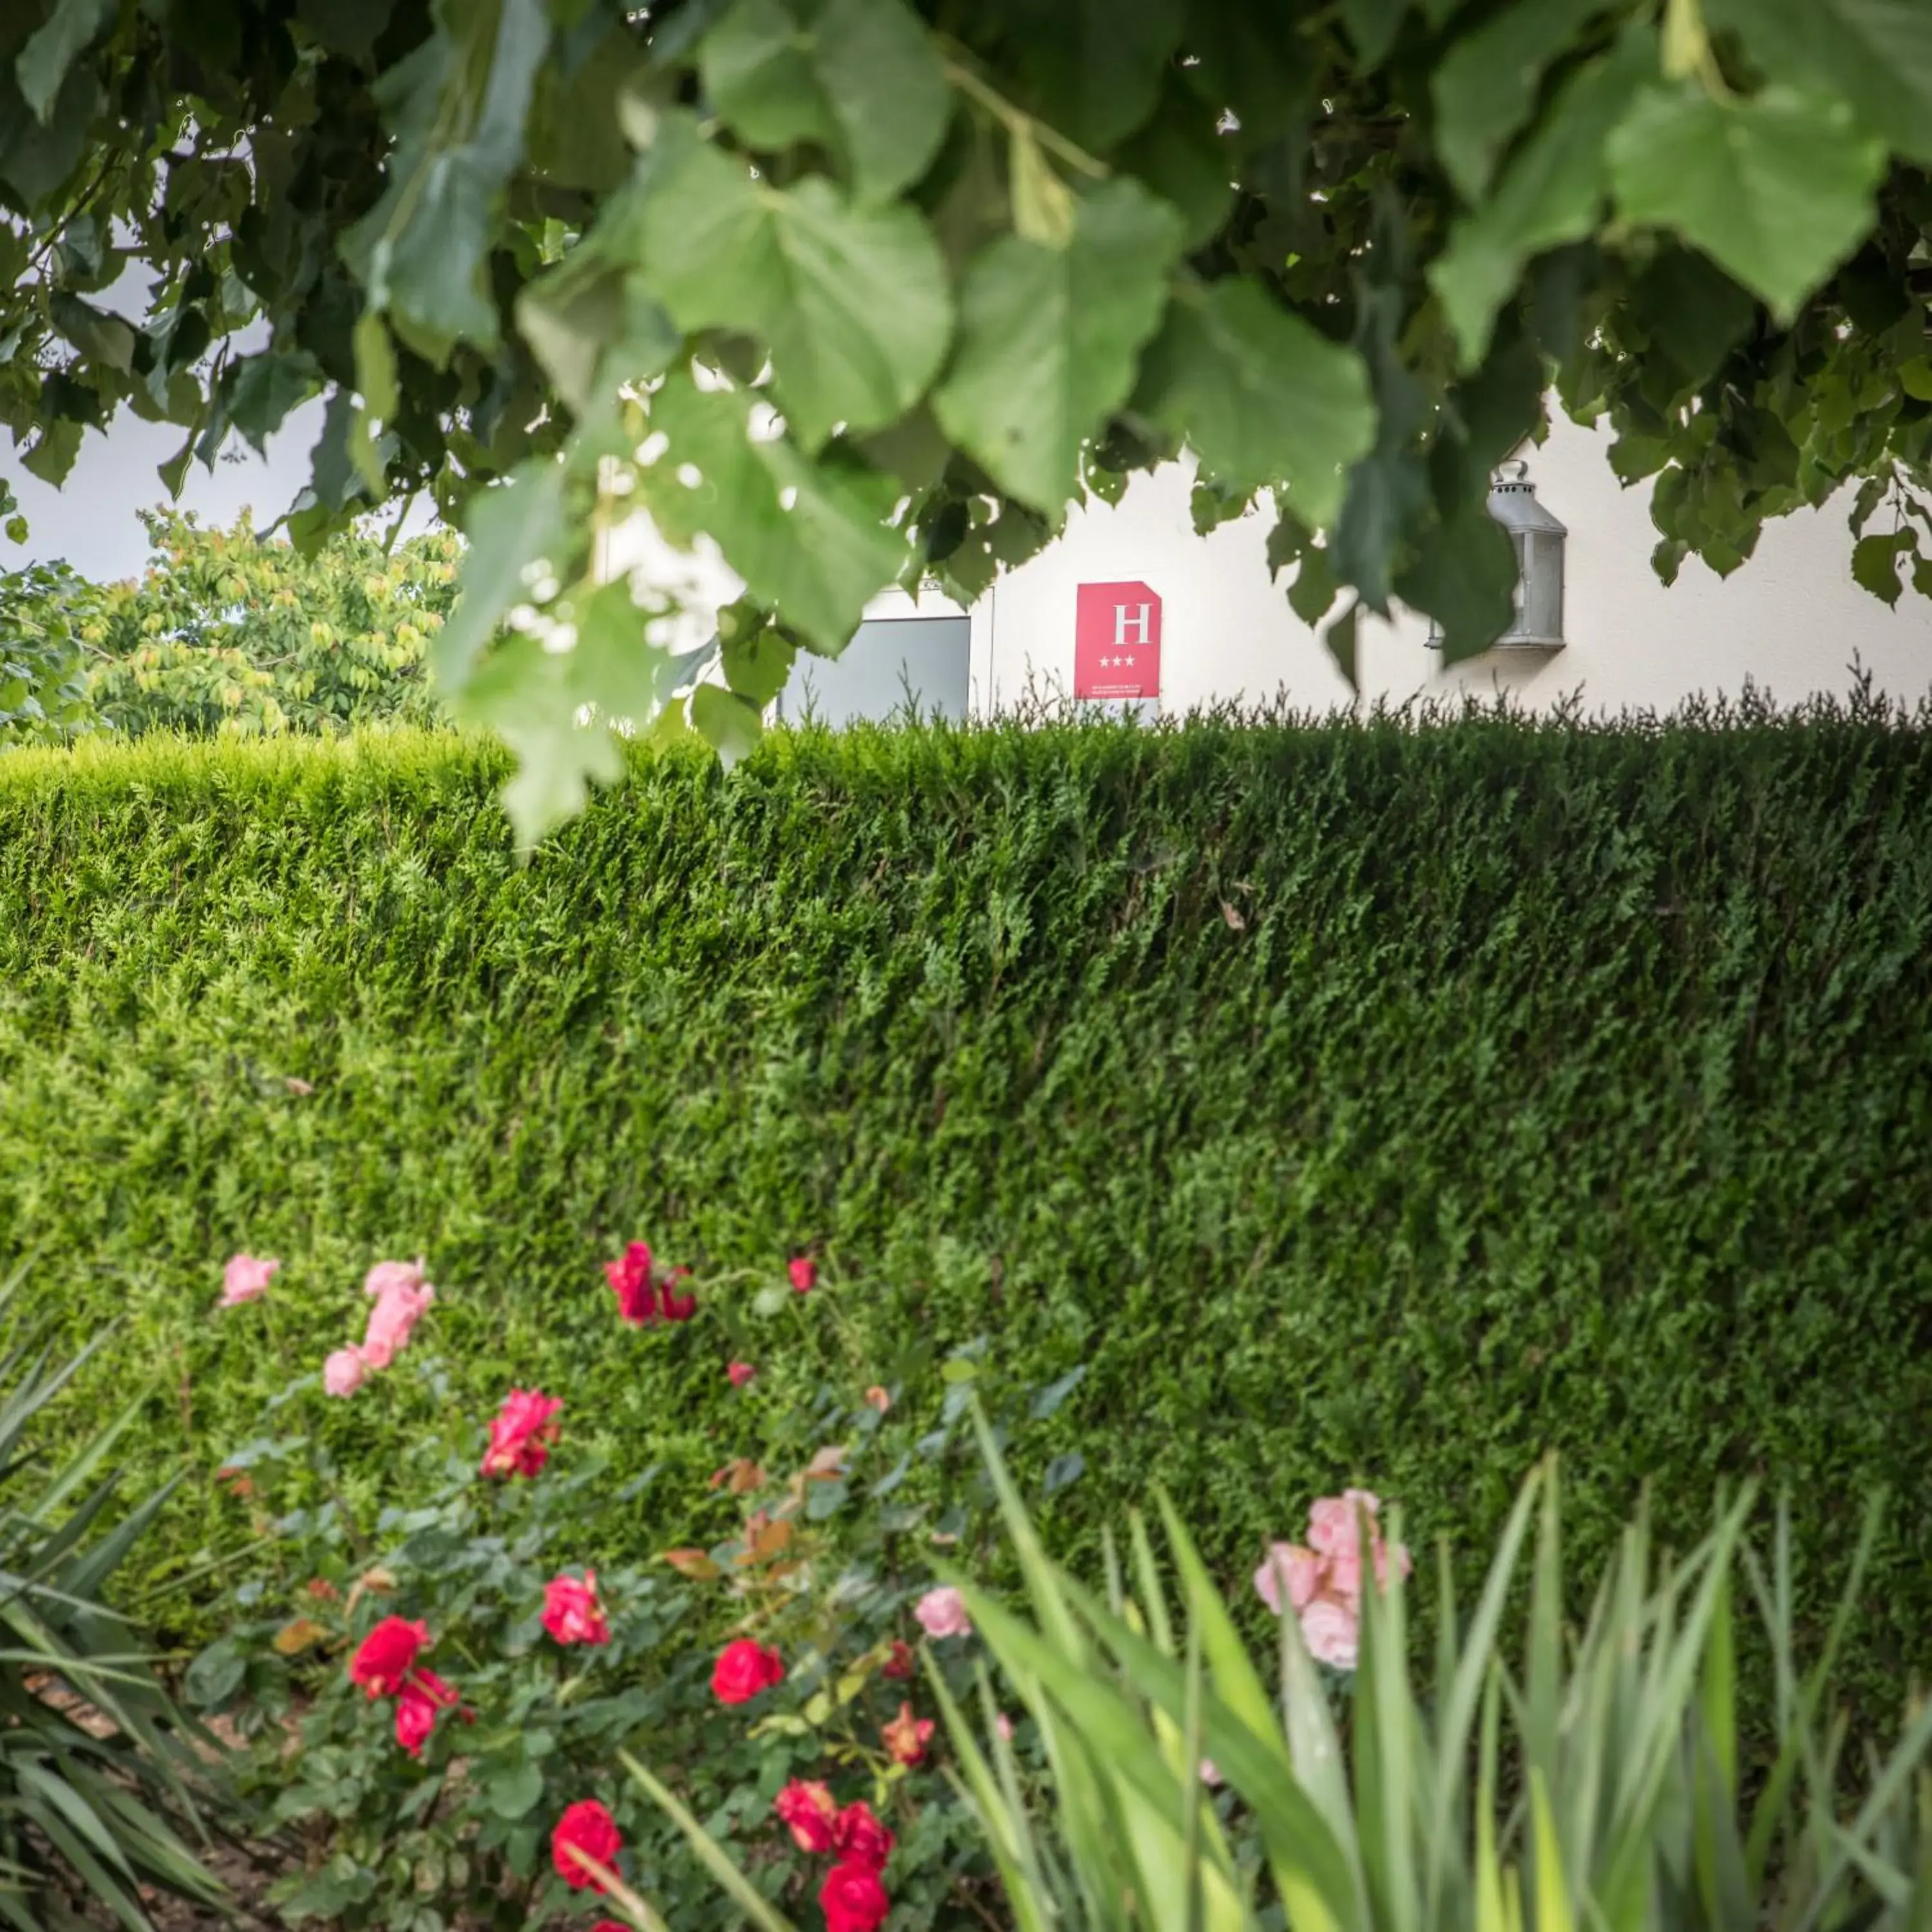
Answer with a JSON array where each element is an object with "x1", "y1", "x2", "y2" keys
[
  {"x1": 0, "y1": 511, "x2": 459, "y2": 743},
  {"x1": 0, "y1": 557, "x2": 93, "y2": 743},
  {"x1": 3, "y1": 0, "x2": 1929, "y2": 832}
]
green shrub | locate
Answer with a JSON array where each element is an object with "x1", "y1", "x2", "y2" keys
[{"x1": 2, "y1": 702, "x2": 1931, "y2": 1731}]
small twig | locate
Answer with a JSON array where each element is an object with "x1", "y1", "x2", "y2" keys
[{"x1": 938, "y1": 50, "x2": 1108, "y2": 179}]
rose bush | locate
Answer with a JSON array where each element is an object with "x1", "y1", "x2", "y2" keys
[{"x1": 186, "y1": 1239, "x2": 1097, "y2": 1929}]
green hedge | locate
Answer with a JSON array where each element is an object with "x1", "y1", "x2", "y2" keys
[{"x1": 4, "y1": 707, "x2": 1932, "y2": 1717}]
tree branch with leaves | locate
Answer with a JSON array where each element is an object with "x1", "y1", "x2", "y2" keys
[{"x1": 3, "y1": 0, "x2": 1930, "y2": 836}]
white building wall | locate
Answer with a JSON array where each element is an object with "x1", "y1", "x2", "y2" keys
[
  {"x1": 603, "y1": 404, "x2": 1932, "y2": 723},
  {"x1": 967, "y1": 410, "x2": 1932, "y2": 719}
]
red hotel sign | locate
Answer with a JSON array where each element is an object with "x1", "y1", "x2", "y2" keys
[{"x1": 1074, "y1": 580, "x2": 1161, "y2": 700}]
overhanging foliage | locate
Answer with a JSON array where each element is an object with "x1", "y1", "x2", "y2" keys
[{"x1": 4, "y1": 1, "x2": 1932, "y2": 833}]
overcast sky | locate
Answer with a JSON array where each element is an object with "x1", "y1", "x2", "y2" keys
[
  {"x1": 1, "y1": 395, "x2": 337, "y2": 582},
  {"x1": 5, "y1": 264, "x2": 437, "y2": 582}
]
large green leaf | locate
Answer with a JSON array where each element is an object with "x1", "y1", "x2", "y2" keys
[
  {"x1": 1395, "y1": 492, "x2": 1519, "y2": 663},
  {"x1": 1703, "y1": 0, "x2": 1932, "y2": 164},
  {"x1": 934, "y1": 177, "x2": 1184, "y2": 515},
  {"x1": 642, "y1": 126, "x2": 953, "y2": 450},
  {"x1": 516, "y1": 226, "x2": 680, "y2": 422},
  {"x1": 431, "y1": 460, "x2": 569, "y2": 696},
  {"x1": 700, "y1": 0, "x2": 952, "y2": 203},
  {"x1": 341, "y1": 0, "x2": 550, "y2": 357},
  {"x1": 720, "y1": 622, "x2": 795, "y2": 706},
  {"x1": 460, "y1": 576, "x2": 692, "y2": 844},
  {"x1": 1119, "y1": 73, "x2": 1237, "y2": 250},
  {"x1": 1852, "y1": 527, "x2": 1915, "y2": 606},
  {"x1": 1139, "y1": 278, "x2": 1376, "y2": 527},
  {"x1": 0, "y1": 61, "x2": 97, "y2": 207},
  {"x1": 515, "y1": 251, "x2": 629, "y2": 421},
  {"x1": 1428, "y1": 28, "x2": 1653, "y2": 365},
  {"x1": 1432, "y1": 0, "x2": 1607, "y2": 200},
  {"x1": 294, "y1": 0, "x2": 399, "y2": 61},
  {"x1": 690, "y1": 682, "x2": 766, "y2": 765},
  {"x1": 1343, "y1": 0, "x2": 1409, "y2": 68},
  {"x1": 1607, "y1": 84, "x2": 1886, "y2": 322},
  {"x1": 636, "y1": 374, "x2": 904, "y2": 651},
  {"x1": 227, "y1": 350, "x2": 324, "y2": 455},
  {"x1": 996, "y1": 0, "x2": 1182, "y2": 150},
  {"x1": 16, "y1": 0, "x2": 116, "y2": 124}
]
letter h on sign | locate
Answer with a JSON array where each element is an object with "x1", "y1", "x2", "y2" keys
[{"x1": 1074, "y1": 582, "x2": 1161, "y2": 699}]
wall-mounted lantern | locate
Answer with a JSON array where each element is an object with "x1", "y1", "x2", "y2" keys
[{"x1": 1428, "y1": 460, "x2": 1567, "y2": 650}]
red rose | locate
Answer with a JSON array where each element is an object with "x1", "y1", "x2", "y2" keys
[
  {"x1": 347, "y1": 1616, "x2": 426, "y2": 1699},
  {"x1": 820, "y1": 1860, "x2": 890, "y2": 1932},
  {"x1": 479, "y1": 1388, "x2": 562, "y2": 1479},
  {"x1": 710, "y1": 1638, "x2": 784, "y2": 1705},
  {"x1": 393, "y1": 1668, "x2": 458, "y2": 1757},
  {"x1": 880, "y1": 1700, "x2": 934, "y2": 1766},
  {"x1": 728, "y1": 1360, "x2": 756, "y2": 1387},
  {"x1": 788, "y1": 1256, "x2": 816, "y2": 1294},
  {"x1": 659, "y1": 1266, "x2": 697, "y2": 1321},
  {"x1": 881, "y1": 1638, "x2": 914, "y2": 1680},
  {"x1": 552, "y1": 1799, "x2": 623, "y2": 1892},
  {"x1": 833, "y1": 1800, "x2": 895, "y2": 1873},
  {"x1": 604, "y1": 1241, "x2": 656, "y2": 1325},
  {"x1": 773, "y1": 1778, "x2": 839, "y2": 1853},
  {"x1": 542, "y1": 1570, "x2": 612, "y2": 1646}
]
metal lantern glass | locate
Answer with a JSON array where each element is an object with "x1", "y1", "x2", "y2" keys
[{"x1": 1427, "y1": 460, "x2": 1567, "y2": 649}]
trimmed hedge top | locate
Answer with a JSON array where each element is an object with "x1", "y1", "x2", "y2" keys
[{"x1": 3, "y1": 705, "x2": 1931, "y2": 1719}]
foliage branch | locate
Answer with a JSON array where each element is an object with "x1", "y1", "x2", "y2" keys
[{"x1": 5, "y1": 0, "x2": 1932, "y2": 829}]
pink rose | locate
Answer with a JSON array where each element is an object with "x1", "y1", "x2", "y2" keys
[
  {"x1": 788, "y1": 1256, "x2": 816, "y2": 1294},
  {"x1": 605, "y1": 1243, "x2": 696, "y2": 1323},
  {"x1": 728, "y1": 1361, "x2": 756, "y2": 1387},
  {"x1": 1307, "y1": 1491, "x2": 1381, "y2": 1560},
  {"x1": 710, "y1": 1638, "x2": 784, "y2": 1705},
  {"x1": 1200, "y1": 1759, "x2": 1224, "y2": 1786},
  {"x1": 1325, "y1": 1546, "x2": 1362, "y2": 1606},
  {"x1": 480, "y1": 1388, "x2": 563, "y2": 1479},
  {"x1": 832, "y1": 1801, "x2": 895, "y2": 1873},
  {"x1": 914, "y1": 1586, "x2": 972, "y2": 1640},
  {"x1": 363, "y1": 1258, "x2": 427, "y2": 1299},
  {"x1": 605, "y1": 1242, "x2": 656, "y2": 1325},
  {"x1": 995, "y1": 1712, "x2": 1014, "y2": 1743},
  {"x1": 820, "y1": 1861, "x2": 889, "y2": 1932},
  {"x1": 360, "y1": 1279, "x2": 434, "y2": 1370},
  {"x1": 1300, "y1": 1596, "x2": 1360, "y2": 1671},
  {"x1": 542, "y1": 1571, "x2": 612, "y2": 1647},
  {"x1": 774, "y1": 1778, "x2": 839, "y2": 1853},
  {"x1": 1253, "y1": 1542, "x2": 1321, "y2": 1615},
  {"x1": 323, "y1": 1347, "x2": 367, "y2": 1397},
  {"x1": 880, "y1": 1701, "x2": 934, "y2": 1766},
  {"x1": 393, "y1": 1667, "x2": 459, "y2": 1757},
  {"x1": 348, "y1": 1616, "x2": 428, "y2": 1698},
  {"x1": 552, "y1": 1799, "x2": 622, "y2": 1893},
  {"x1": 658, "y1": 1267, "x2": 696, "y2": 1321},
  {"x1": 1374, "y1": 1538, "x2": 1414, "y2": 1587},
  {"x1": 219, "y1": 1253, "x2": 279, "y2": 1307}
]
